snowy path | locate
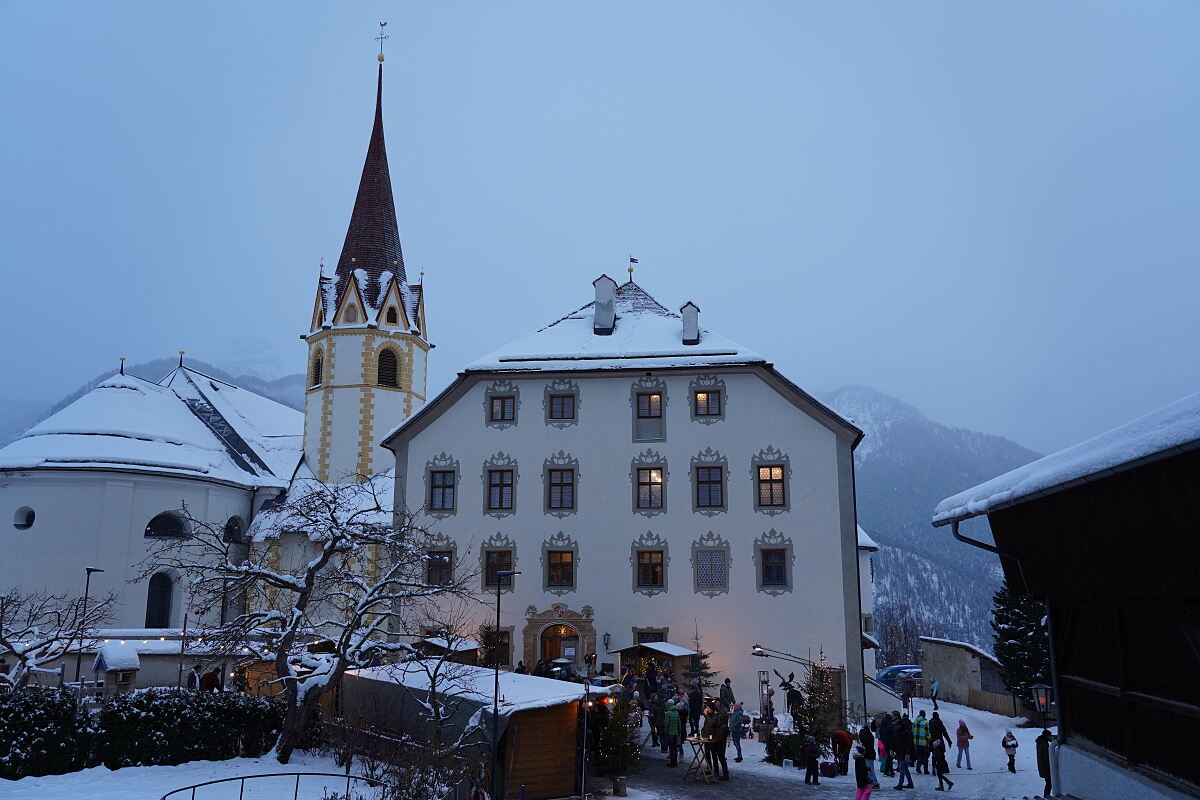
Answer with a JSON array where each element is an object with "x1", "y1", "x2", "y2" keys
[{"x1": 623, "y1": 697, "x2": 1052, "y2": 800}]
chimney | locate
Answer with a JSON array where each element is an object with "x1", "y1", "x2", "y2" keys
[
  {"x1": 593, "y1": 275, "x2": 617, "y2": 335},
  {"x1": 681, "y1": 302, "x2": 700, "y2": 345}
]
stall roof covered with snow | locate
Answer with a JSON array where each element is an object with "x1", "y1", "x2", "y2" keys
[
  {"x1": 0, "y1": 367, "x2": 303, "y2": 489},
  {"x1": 93, "y1": 642, "x2": 141, "y2": 673}
]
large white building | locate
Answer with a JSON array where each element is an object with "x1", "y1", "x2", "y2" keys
[{"x1": 382, "y1": 276, "x2": 871, "y2": 710}]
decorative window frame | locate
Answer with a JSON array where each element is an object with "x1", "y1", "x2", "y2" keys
[
  {"x1": 629, "y1": 531, "x2": 670, "y2": 597},
  {"x1": 542, "y1": 451, "x2": 580, "y2": 517},
  {"x1": 480, "y1": 532, "x2": 518, "y2": 594},
  {"x1": 424, "y1": 452, "x2": 460, "y2": 519},
  {"x1": 481, "y1": 452, "x2": 518, "y2": 518},
  {"x1": 691, "y1": 531, "x2": 732, "y2": 598},
  {"x1": 630, "y1": 376, "x2": 667, "y2": 443},
  {"x1": 689, "y1": 375, "x2": 727, "y2": 425},
  {"x1": 543, "y1": 378, "x2": 581, "y2": 428},
  {"x1": 753, "y1": 528, "x2": 795, "y2": 596},
  {"x1": 690, "y1": 448, "x2": 729, "y2": 516},
  {"x1": 750, "y1": 446, "x2": 793, "y2": 516},
  {"x1": 630, "y1": 449, "x2": 668, "y2": 517},
  {"x1": 484, "y1": 379, "x2": 520, "y2": 430},
  {"x1": 540, "y1": 531, "x2": 580, "y2": 596},
  {"x1": 633, "y1": 626, "x2": 670, "y2": 644},
  {"x1": 423, "y1": 531, "x2": 457, "y2": 586}
]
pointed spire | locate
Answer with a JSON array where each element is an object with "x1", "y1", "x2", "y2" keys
[{"x1": 332, "y1": 59, "x2": 406, "y2": 314}]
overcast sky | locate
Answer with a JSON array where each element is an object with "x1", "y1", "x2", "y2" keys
[{"x1": 2, "y1": 2, "x2": 1197, "y2": 453}]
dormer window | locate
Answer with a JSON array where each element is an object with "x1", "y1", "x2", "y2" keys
[
  {"x1": 386, "y1": 306, "x2": 398, "y2": 324},
  {"x1": 345, "y1": 306, "x2": 359, "y2": 324}
]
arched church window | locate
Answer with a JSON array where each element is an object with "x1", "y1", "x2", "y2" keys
[
  {"x1": 223, "y1": 516, "x2": 245, "y2": 544},
  {"x1": 386, "y1": 306, "x2": 398, "y2": 324},
  {"x1": 145, "y1": 512, "x2": 185, "y2": 538},
  {"x1": 145, "y1": 572, "x2": 173, "y2": 628},
  {"x1": 378, "y1": 349, "x2": 399, "y2": 387},
  {"x1": 345, "y1": 306, "x2": 359, "y2": 324},
  {"x1": 311, "y1": 355, "x2": 323, "y2": 387}
]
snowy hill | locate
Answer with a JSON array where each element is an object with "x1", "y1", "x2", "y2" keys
[{"x1": 823, "y1": 385, "x2": 1041, "y2": 657}]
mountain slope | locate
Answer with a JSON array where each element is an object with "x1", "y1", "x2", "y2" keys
[{"x1": 824, "y1": 385, "x2": 1040, "y2": 657}]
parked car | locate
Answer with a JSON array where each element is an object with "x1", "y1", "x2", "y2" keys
[
  {"x1": 875, "y1": 664, "x2": 920, "y2": 690},
  {"x1": 895, "y1": 668, "x2": 923, "y2": 695}
]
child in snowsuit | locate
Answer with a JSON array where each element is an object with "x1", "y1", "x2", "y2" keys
[
  {"x1": 1002, "y1": 730, "x2": 1019, "y2": 773},
  {"x1": 853, "y1": 742, "x2": 874, "y2": 800},
  {"x1": 803, "y1": 735, "x2": 821, "y2": 785}
]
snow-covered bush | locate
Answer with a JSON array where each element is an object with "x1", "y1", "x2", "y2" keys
[
  {"x1": 95, "y1": 688, "x2": 282, "y2": 768},
  {"x1": 0, "y1": 686, "x2": 93, "y2": 779}
]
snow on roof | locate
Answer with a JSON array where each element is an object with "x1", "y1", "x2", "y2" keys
[
  {"x1": 418, "y1": 636, "x2": 481, "y2": 652},
  {"x1": 93, "y1": 642, "x2": 141, "y2": 672},
  {"x1": 857, "y1": 525, "x2": 879, "y2": 551},
  {"x1": 611, "y1": 641, "x2": 699, "y2": 658},
  {"x1": 919, "y1": 636, "x2": 999, "y2": 665},
  {"x1": 933, "y1": 390, "x2": 1200, "y2": 525},
  {"x1": 249, "y1": 464, "x2": 395, "y2": 542},
  {"x1": 0, "y1": 368, "x2": 302, "y2": 490},
  {"x1": 349, "y1": 662, "x2": 587, "y2": 713},
  {"x1": 465, "y1": 281, "x2": 765, "y2": 373}
]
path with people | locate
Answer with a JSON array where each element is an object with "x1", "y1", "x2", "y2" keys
[{"x1": 620, "y1": 696, "x2": 1052, "y2": 800}]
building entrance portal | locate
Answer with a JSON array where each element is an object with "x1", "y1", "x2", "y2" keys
[
  {"x1": 522, "y1": 603, "x2": 598, "y2": 673},
  {"x1": 540, "y1": 623, "x2": 580, "y2": 664}
]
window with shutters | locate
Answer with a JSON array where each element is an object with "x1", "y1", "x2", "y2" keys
[
  {"x1": 378, "y1": 348, "x2": 399, "y2": 387},
  {"x1": 310, "y1": 355, "x2": 323, "y2": 388}
]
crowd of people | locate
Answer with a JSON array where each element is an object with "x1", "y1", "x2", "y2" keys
[{"x1": 185, "y1": 663, "x2": 249, "y2": 693}]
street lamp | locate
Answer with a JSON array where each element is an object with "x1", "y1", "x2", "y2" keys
[
  {"x1": 1030, "y1": 683, "x2": 1053, "y2": 728},
  {"x1": 492, "y1": 569, "x2": 520, "y2": 800},
  {"x1": 74, "y1": 567, "x2": 105, "y2": 699},
  {"x1": 751, "y1": 643, "x2": 816, "y2": 669}
]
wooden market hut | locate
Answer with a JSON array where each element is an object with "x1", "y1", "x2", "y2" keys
[{"x1": 611, "y1": 640, "x2": 700, "y2": 688}]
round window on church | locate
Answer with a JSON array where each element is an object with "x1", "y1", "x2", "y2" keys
[{"x1": 13, "y1": 506, "x2": 35, "y2": 530}]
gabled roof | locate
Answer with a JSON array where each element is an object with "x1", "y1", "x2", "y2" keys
[
  {"x1": 465, "y1": 280, "x2": 765, "y2": 373},
  {"x1": 857, "y1": 525, "x2": 879, "y2": 551},
  {"x1": 933, "y1": 389, "x2": 1200, "y2": 526},
  {"x1": 919, "y1": 636, "x2": 999, "y2": 666},
  {"x1": 0, "y1": 367, "x2": 302, "y2": 489}
]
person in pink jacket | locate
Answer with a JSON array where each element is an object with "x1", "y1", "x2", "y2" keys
[{"x1": 955, "y1": 719, "x2": 973, "y2": 769}]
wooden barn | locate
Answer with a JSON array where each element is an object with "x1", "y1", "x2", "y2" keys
[
  {"x1": 342, "y1": 663, "x2": 588, "y2": 800},
  {"x1": 934, "y1": 391, "x2": 1200, "y2": 800}
]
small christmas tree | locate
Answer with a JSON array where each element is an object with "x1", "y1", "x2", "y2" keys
[
  {"x1": 597, "y1": 695, "x2": 641, "y2": 782},
  {"x1": 681, "y1": 620, "x2": 718, "y2": 692},
  {"x1": 794, "y1": 651, "x2": 840, "y2": 751},
  {"x1": 991, "y1": 579, "x2": 1050, "y2": 696}
]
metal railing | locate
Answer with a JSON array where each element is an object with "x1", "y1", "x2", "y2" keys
[{"x1": 160, "y1": 771, "x2": 386, "y2": 800}]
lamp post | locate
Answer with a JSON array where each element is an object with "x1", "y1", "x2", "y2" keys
[
  {"x1": 751, "y1": 643, "x2": 816, "y2": 670},
  {"x1": 1030, "y1": 683, "x2": 1053, "y2": 729},
  {"x1": 73, "y1": 567, "x2": 104, "y2": 698},
  {"x1": 492, "y1": 569, "x2": 520, "y2": 800}
]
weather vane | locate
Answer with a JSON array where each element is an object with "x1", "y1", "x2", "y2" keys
[{"x1": 377, "y1": 21, "x2": 389, "y2": 61}]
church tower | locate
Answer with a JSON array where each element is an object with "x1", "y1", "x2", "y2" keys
[{"x1": 302, "y1": 54, "x2": 429, "y2": 483}]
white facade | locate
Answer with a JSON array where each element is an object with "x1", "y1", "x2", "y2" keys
[{"x1": 384, "y1": 280, "x2": 868, "y2": 711}]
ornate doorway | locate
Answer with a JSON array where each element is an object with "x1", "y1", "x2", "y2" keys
[
  {"x1": 522, "y1": 603, "x2": 597, "y2": 670},
  {"x1": 540, "y1": 623, "x2": 580, "y2": 663}
]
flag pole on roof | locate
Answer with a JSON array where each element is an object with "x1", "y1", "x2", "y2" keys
[{"x1": 628, "y1": 255, "x2": 637, "y2": 281}]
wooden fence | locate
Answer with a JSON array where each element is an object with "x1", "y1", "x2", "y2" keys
[{"x1": 967, "y1": 689, "x2": 1020, "y2": 717}]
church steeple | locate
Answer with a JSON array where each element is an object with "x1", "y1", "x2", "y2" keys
[{"x1": 331, "y1": 60, "x2": 406, "y2": 315}]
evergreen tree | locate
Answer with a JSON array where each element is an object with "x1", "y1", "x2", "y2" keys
[
  {"x1": 597, "y1": 695, "x2": 641, "y2": 779},
  {"x1": 990, "y1": 578, "x2": 1050, "y2": 696},
  {"x1": 681, "y1": 621, "x2": 718, "y2": 691},
  {"x1": 794, "y1": 651, "x2": 841, "y2": 749}
]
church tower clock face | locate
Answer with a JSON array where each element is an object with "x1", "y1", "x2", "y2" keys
[{"x1": 301, "y1": 55, "x2": 430, "y2": 483}]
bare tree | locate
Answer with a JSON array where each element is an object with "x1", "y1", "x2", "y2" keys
[
  {"x1": 138, "y1": 472, "x2": 474, "y2": 763},
  {"x1": 876, "y1": 599, "x2": 922, "y2": 668},
  {"x1": 0, "y1": 588, "x2": 117, "y2": 690}
]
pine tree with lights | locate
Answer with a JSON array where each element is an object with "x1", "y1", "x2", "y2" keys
[
  {"x1": 991, "y1": 578, "x2": 1050, "y2": 696},
  {"x1": 598, "y1": 695, "x2": 641, "y2": 783},
  {"x1": 681, "y1": 620, "x2": 718, "y2": 692},
  {"x1": 794, "y1": 651, "x2": 840, "y2": 750}
]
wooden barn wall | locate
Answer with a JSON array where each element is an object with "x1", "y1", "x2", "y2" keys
[{"x1": 503, "y1": 703, "x2": 579, "y2": 800}]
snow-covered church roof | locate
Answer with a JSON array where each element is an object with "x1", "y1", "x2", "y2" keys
[
  {"x1": 465, "y1": 280, "x2": 765, "y2": 373},
  {"x1": 0, "y1": 366, "x2": 303, "y2": 489},
  {"x1": 933, "y1": 389, "x2": 1200, "y2": 525}
]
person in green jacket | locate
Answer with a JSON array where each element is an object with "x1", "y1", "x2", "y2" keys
[
  {"x1": 912, "y1": 709, "x2": 932, "y2": 774},
  {"x1": 664, "y1": 698, "x2": 681, "y2": 767}
]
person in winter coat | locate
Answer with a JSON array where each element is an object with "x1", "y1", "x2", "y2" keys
[
  {"x1": 663, "y1": 699, "x2": 681, "y2": 767},
  {"x1": 232, "y1": 666, "x2": 249, "y2": 694},
  {"x1": 186, "y1": 664, "x2": 202, "y2": 691},
  {"x1": 911, "y1": 710, "x2": 931, "y2": 774},
  {"x1": 719, "y1": 677, "x2": 735, "y2": 709},
  {"x1": 803, "y1": 735, "x2": 821, "y2": 785},
  {"x1": 833, "y1": 728, "x2": 854, "y2": 775},
  {"x1": 702, "y1": 705, "x2": 730, "y2": 780},
  {"x1": 954, "y1": 720, "x2": 973, "y2": 769},
  {"x1": 893, "y1": 714, "x2": 915, "y2": 790},
  {"x1": 859, "y1": 725, "x2": 880, "y2": 789},
  {"x1": 1035, "y1": 729, "x2": 1053, "y2": 796},
  {"x1": 675, "y1": 697, "x2": 689, "y2": 760},
  {"x1": 199, "y1": 667, "x2": 222, "y2": 693},
  {"x1": 647, "y1": 693, "x2": 662, "y2": 748},
  {"x1": 931, "y1": 738, "x2": 954, "y2": 791},
  {"x1": 929, "y1": 678, "x2": 940, "y2": 710},
  {"x1": 730, "y1": 702, "x2": 745, "y2": 762},
  {"x1": 853, "y1": 743, "x2": 874, "y2": 800},
  {"x1": 878, "y1": 714, "x2": 896, "y2": 777},
  {"x1": 1002, "y1": 730, "x2": 1019, "y2": 773},
  {"x1": 688, "y1": 684, "x2": 704, "y2": 735}
]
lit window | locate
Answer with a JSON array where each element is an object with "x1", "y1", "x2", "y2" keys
[
  {"x1": 637, "y1": 550, "x2": 665, "y2": 588},
  {"x1": 757, "y1": 465, "x2": 786, "y2": 507},
  {"x1": 547, "y1": 550, "x2": 574, "y2": 588},
  {"x1": 694, "y1": 390, "x2": 722, "y2": 417},
  {"x1": 637, "y1": 393, "x2": 663, "y2": 419},
  {"x1": 637, "y1": 468, "x2": 664, "y2": 509}
]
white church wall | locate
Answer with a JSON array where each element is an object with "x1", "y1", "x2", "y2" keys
[{"x1": 393, "y1": 367, "x2": 864, "y2": 710}]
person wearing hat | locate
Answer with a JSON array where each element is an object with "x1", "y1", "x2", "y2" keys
[
  {"x1": 803, "y1": 734, "x2": 822, "y2": 785},
  {"x1": 664, "y1": 698, "x2": 680, "y2": 767}
]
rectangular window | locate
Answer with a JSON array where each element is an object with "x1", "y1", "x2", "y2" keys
[
  {"x1": 547, "y1": 550, "x2": 575, "y2": 588},
  {"x1": 695, "y1": 466, "x2": 724, "y2": 508},
  {"x1": 762, "y1": 548, "x2": 787, "y2": 587},
  {"x1": 429, "y1": 470, "x2": 456, "y2": 511},
  {"x1": 695, "y1": 550, "x2": 728, "y2": 591},
  {"x1": 694, "y1": 390, "x2": 722, "y2": 417},
  {"x1": 482, "y1": 628, "x2": 512, "y2": 668},
  {"x1": 636, "y1": 550, "x2": 665, "y2": 588},
  {"x1": 637, "y1": 468, "x2": 664, "y2": 509},
  {"x1": 489, "y1": 396, "x2": 516, "y2": 422},
  {"x1": 487, "y1": 469, "x2": 514, "y2": 510},
  {"x1": 636, "y1": 630, "x2": 666, "y2": 644},
  {"x1": 484, "y1": 550, "x2": 513, "y2": 587},
  {"x1": 757, "y1": 465, "x2": 786, "y2": 507},
  {"x1": 637, "y1": 392, "x2": 663, "y2": 419},
  {"x1": 548, "y1": 469, "x2": 575, "y2": 510},
  {"x1": 549, "y1": 394, "x2": 576, "y2": 420},
  {"x1": 426, "y1": 550, "x2": 453, "y2": 586}
]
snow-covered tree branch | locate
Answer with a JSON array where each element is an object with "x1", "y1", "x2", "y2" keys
[{"x1": 0, "y1": 588, "x2": 117, "y2": 690}]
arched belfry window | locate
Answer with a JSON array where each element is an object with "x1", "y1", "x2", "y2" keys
[
  {"x1": 378, "y1": 349, "x2": 399, "y2": 387},
  {"x1": 386, "y1": 306, "x2": 398, "y2": 324},
  {"x1": 145, "y1": 512, "x2": 185, "y2": 538},
  {"x1": 223, "y1": 516, "x2": 245, "y2": 543},
  {"x1": 311, "y1": 355, "x2": 324, "y2": 388},
  {"x1": 145, "y1": 572, "x2": 173, "y2": 628}
]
